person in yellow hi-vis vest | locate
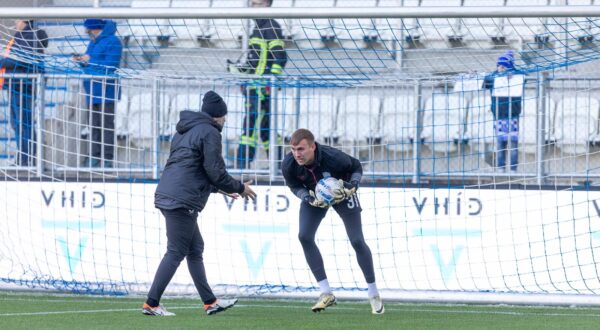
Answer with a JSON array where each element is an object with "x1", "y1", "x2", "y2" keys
[
  {"x1": 227, "y1": 0, "x2": 287, "y2": 169},
  {"x1": 0, "y1": 19, "x2": 47, "y2": 166}
]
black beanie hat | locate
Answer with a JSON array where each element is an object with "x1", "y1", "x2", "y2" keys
[{"x1": 201, "y1": 91, "x2": 228, "y2": 118}]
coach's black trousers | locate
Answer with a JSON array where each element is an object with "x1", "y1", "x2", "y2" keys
[
  {"x1": 297, "y1": 196, "x2": 375, "y2": 284},
  {"x1": 147, "y1": 208, "x2": 217, "y2": 305}
]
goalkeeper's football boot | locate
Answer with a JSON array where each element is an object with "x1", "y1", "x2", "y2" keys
[
  {"x1": 204, "y1": 298, "x2": 238, "y2": 315},
  {"x1": 311, "y1": 293, "x2": 336, "y2": 313},
  {"x1": 142, "y1": 303, "x2": 176, "y2": 316},
  {"x1": 369, "y1": 296, "x2": 385, "y2": 315}
]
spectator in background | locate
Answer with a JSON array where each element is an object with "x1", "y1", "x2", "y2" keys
[
  {"x1": 483, "y1": 51, "x2": 525, "y2": 173},
  {"x1": 227, "y1": 0, "x2": 287, "y2": 169},
  {"x1": 0, "y1": 19, "x2": 48, "y2": 166},
  {"x1": 73, "y1": 19, "x2": 122, "y2": 168}
]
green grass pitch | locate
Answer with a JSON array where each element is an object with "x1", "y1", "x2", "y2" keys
[{"x1": 1, "y1": 292, "x2": 600, "y2": 329}]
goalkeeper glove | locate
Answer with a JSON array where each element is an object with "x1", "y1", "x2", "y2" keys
[
  {"x1": 303, "y1": 191, "x2": 330, "y2": 209},
  {"x1": 331, "y1": 180, "x2": 358, "y2": 204}
]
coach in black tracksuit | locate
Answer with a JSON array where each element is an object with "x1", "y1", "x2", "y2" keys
[
  {"x1": 281, "y1": 128, "x2": 382, "y2": 313},
  {"x1": 144, "y1": 91, "x2": 256, "y2": 316}
]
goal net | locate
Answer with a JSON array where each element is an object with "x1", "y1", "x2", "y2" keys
[{"x1": 2, "y1": 2, "x2": 600, "y2": 304}]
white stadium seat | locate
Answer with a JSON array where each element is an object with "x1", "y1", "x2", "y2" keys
[
  {"x1": 294, "y1": 0, "x2": 336, "y2": 41},
  {"x1": 518, "y1": 95, "x2": 555, "y2": 153},
  {"x1": 381, "y1": 92, "x2": 416, "y2": 152},
  {"x1": 419, "y1": 0, "x2": 463, "y2": 41},
  {"x1": 462, "y1": 0, "x2": 506, "y2": 41},
  {"x1": 296, "y1": 93, "x2": 338, "y2": 143},
  {"x1": 222, "y1": 94, "x2": 245, "y2": 142},
  {"x1": 211, "y1": 0, "x2": 247, "y2": 41},
  {"x1": 336, "y1": 91, "x2": 381, "y2": 145},
  {"x1": 127, "y1": 92, "x2": 155, "y2": 147},
  {"x1": 334, "y1": 0, "x2": 378, "y2": 41},
  {"x1": 465, "y1": 93, "x2": 495, "y2": 146},
  {"x1": 169, "y1": 0, "x2": 212, "y2": 41},
  {"x1": 128, "y1": 1, "x2": 172, "y2": 40},
  {"x1": 554, "y1": 96, "x2": 600, "y2": 154},
  {"x1": 421, "y1": 93, "x2": 466, "y2": 154}
]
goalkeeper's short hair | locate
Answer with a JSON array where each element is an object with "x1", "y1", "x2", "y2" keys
[{"x1": 290, "y1": 128, "x2": 315, "y2": 146}]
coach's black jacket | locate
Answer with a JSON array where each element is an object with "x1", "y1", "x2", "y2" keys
[
  {"x1": 155, "y1": 111, "x2": 244, "y2": 211},
  {"x1": 281, "y1": 142, "x2": 362, "y2": 200}
]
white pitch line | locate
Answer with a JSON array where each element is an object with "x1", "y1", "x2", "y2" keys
[{"x1": 2, "y1": 303, "x2": 600, "y2": 318}]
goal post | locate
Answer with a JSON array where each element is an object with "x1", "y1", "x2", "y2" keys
[{"x1": 2, "y1": 4, "x2": 600, "y2": 306}]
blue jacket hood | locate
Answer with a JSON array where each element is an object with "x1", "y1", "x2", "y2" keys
[{"x1": 96, "y1": 20, "x2": 117, "y2": 40}]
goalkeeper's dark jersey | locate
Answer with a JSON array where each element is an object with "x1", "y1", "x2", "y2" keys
[
  {"x1": 246, "y1": 18, "x2": 287, "y2": 75},
  {"x1": 282, "y1": 142, "x2": 362, "y2": 196}
]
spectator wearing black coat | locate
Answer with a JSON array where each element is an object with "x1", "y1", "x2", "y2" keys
[
  {"x1": 143, "y1": 91, "x2": 256, "y2": 317},
  {"x1": 0, "y1": 19, "x2": 48, "y2": 166}
]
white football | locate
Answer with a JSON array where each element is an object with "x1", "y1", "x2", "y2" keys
[{"x1": 315, "y1": 177, "x2": 343, "y2": 205}]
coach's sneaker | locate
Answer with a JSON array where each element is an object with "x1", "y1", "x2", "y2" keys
[
  {"x1": 142, "y1": 303, "x2": 175, "y2": 316},
  {"x1": 311, "y1": 293, "x2": 336, "y2": 313},
  {"x1": 369, "y1": 296, "x2": 385, "y2": 315},
  {"x1": 204, "y1": 298, "x2": 238, "y2": 315}
]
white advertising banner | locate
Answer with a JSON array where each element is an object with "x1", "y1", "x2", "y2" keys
[{"x1": 1, "y1": 182, "x2": 600, "y2": 295}]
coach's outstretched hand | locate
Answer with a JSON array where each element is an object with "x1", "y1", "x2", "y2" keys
[{"x1": 240, "y1": 180, "x2": 257, "y2": 201}]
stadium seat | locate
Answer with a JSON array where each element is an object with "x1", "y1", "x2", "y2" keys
[
  {"x1": 421, "y1": 93, "x2": 466, "y2": 154},
  {"x1": 211, "y1": 0, "x2": 247, "y2": 42},
  {"x1": 114, "y1": 94, "x2": 130, "y2": 140},
  {"x1": 504, "y1": 0, "x2": 549, "y2": 42},
  {"x1": 465, "y1": 93, "x2": 495, "y2": 146},
  {"x1": 294, "y1": 0, "x2": 336, "y2": 42},
  {"x1": 336, "y1": 91, "x2": 381, "y2": 146},
  {"x1": 462, "y1": 0, "x2": 507, "y2": 42},
  {"x1": 274, "y1": 89, "x2": 298, "y2": 141},
  {"x1": 333, "y1": 0, "x2": 379, "y2": 42},
  {"x1": 554, "y1": 96, "x2": 600, "y2": 154},
  {"x1": 518, "y1": 95, "x2": 556, "y2": 153},
  {"x1": 169, "y1": 0, "x2": 212, "y2": 41},
  {"x1": 272, "y1": 0, "x2": 296, "y2": 40},
  {"x1": 296, "y1": 93, "x2": 338, "y2": 144},
  {"x1": 43, "y1": 84, "x2": 69, "y2": 120},
  {"x1": 381, "y1": 92, "x2": 416, "y2": 153},
  {"x1": 127, "y1": 92, "x2": 164, "y2": 148},
  {"x1": 418, "y1": 0, "x2": 463, "y2": 42},
  {"x1": 128, "y1": 1, "x2": 172, "y2": 42},
  {"x1": 221, "y1": 93, "x2": 245, "y2": 142}
]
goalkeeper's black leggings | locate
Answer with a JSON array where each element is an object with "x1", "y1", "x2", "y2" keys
[
  {"x1": 298, "y1": 197, "x2": 376, "y2": 284},
  {"x1": 147, "y1": 208, "x2": 217, "y2": 306}
]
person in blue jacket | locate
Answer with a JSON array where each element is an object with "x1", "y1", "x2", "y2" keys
[
  {"x1": 73, "y1": 19, "x2": 122, "y2": 168},
  {"x1": 482, "y1": 51, "x2": 525, "y2": 172},
  {"x1": 0, "y1": 19, "x2": 48, "y2": 166}
]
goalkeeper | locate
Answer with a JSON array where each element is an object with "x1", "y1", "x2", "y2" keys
[
  {"x1": 227, "y1": 0, "x2": 287, "y2": 169},
  {"x1": 281, "y1": 128, "x2": 384, "y2": 314}
]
